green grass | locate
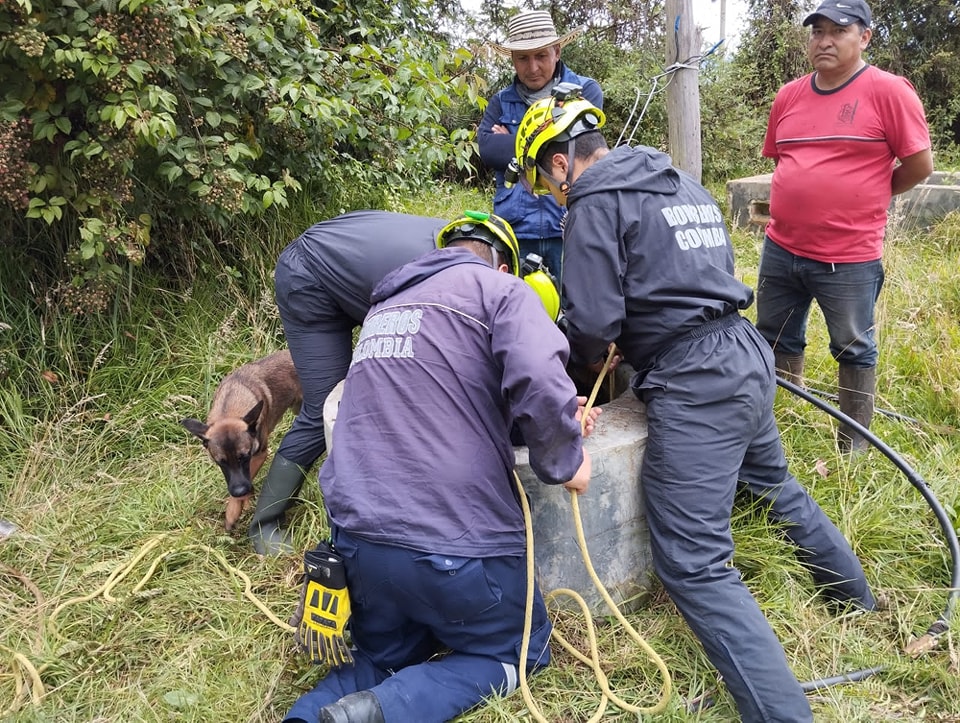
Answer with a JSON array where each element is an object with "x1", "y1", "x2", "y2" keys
[{"x1": 2, "y1": 188, "x2": 959, "y2": 722}]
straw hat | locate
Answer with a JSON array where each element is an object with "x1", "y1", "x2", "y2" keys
[{"x1": 489, "y1": 10, "x2": 585, "y2": 57}]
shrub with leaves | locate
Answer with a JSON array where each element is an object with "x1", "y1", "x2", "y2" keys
[{"x1": 0, "y1": 0, "x2": 478, "y2": 312}]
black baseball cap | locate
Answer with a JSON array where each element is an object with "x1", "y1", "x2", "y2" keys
[{"x1": 803, "y1": 0, "x2": 872, "y2": 28}]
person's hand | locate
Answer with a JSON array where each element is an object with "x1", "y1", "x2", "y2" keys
[
  {"x1": 587, "y1": 344, "x2": 622, "y2": 375},
  {"x1": 575, "y1": 396, "x2": 602, "y2": 438},
  {"x1": 563, "y1": 448, "x2": 591, "y2": 495},
  {"x1": 492, "y1": 123, "x2": 509, "y2": 135}
]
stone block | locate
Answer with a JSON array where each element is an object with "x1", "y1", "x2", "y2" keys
[
  {"x1": 725, "y1": 171, "x2": 960, "y2": 231},
  {"x1": 515, "y1": 387, "x2": 653, "y2": 615}
]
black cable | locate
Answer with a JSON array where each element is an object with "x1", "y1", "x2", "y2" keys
[
  {"x1": 692, "y1": 377, "x2": 960, "y2": 711},
  {"x1": 799, "y1": 665, "x2": 888, "y2": 692},
  {"x1": 776, "y1": 376, "x2": 960, "y2": 690},
  {"x1": 798, "y1": 384, "x2": 923, "y2": 426}
]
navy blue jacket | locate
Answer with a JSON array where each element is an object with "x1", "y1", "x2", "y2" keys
[
  {"x1": 320, "y1": 247, "x2": 584, "y2": 557},
  {"x1": 561, "y1": 145, "x2": 754, "y2": 369},
  {"x1": 283, "y1": 210, "x2": 445, "y2": 323}
]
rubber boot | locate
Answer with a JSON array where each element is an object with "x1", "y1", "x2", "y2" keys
[
  {"x1": 837, "y1": 364, "x2": 876, "y2": 455},
  {"x1": 248, "y1": 453, "x2": 306, "y2": 555},
  {"x1": 320, "y1": 691, "x2": 385, "y2": 723},
  {"x1": 773, "y1": 352, "x2": 805, "y2": 387}
]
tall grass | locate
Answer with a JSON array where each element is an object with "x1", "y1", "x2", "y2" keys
[{"x1": 1, "y1": 188, "x2": 959, "y2": 722}]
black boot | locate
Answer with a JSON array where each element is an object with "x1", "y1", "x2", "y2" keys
[
  {"x1": 320, "y1": 691, "x2": 385, "y2": 723},
  {"x1": 837, "y1": 364, "x2": 876, "y2": 455},
  {"x1": 773, "y1": 352, "x2": 805, "y2": 387},
  {"x1": 247, "y1": 453, "x2": 306, "y2": 555}
]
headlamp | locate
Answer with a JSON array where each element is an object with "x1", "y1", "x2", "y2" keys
[{"x1": 504, "y1": 159, "x2": 521, "y2": 189}]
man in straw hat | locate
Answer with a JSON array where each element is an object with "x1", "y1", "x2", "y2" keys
[{"x1": 478, "y1": 9, "x2": 602, "y2": 284}]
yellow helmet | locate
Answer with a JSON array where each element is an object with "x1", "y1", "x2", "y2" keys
[
  {"x1": 507, "y1": 82, "x2": 605, "y2": 195},
  {"x1": 437, "y1": 211, "x2": 561, "y2": 322},
  {"x1": 437, "y1": 210, "x2": 521, "y2": 276}
]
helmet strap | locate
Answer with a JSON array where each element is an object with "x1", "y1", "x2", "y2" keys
[
  {"x1": 562, "y1": 136, "x2": 578, "y2": 193},
  {"x1": 536, "y1": 164, "x2": 564, "y2": 190}
]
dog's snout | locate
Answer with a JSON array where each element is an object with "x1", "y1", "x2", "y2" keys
[{"x1": 229, "y1": 481, "x2": 253, "y2": 498}]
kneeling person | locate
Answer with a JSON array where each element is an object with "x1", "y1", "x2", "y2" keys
[{"x1": 284, "y1": 212, "x2": 593, "y2": 723}]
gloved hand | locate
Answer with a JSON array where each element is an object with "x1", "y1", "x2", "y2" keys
[{"x1": 292, "y1": 541, "x2": 354, "y2": 667}]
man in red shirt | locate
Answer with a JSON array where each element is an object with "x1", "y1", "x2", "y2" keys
[{"x1": 758, "y1": 0, "x2": 932, "y2": 453}]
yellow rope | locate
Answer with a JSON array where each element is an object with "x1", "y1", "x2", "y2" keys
[
  {"x1": 48, "y1": 534, "x2": 168, "y2": 622},
  {"x1": 0, "y1": 564, "x2": 48, "y2": 715},
  {"x1": 0, "y1": 647, "x2": 46, "y2": 716},
  {"x1": 49, "y1": 534, "x2": 294, "y2": 633},
  {"x1": 6, "y1": 534, "x2": 293, "y2": 717},
  {"x1": 518, "y1": 345, "x2": 673, "y2": 721}
]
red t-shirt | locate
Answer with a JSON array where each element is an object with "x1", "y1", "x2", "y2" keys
[{"x1": 763, "y1": 65, "x2": 930, "y2": 262}]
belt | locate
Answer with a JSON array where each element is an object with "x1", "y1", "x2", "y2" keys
[
  {"x1": 670, "y1": 312, "x2": 742, "y2": 347},
  {"x1": 634, "y1": 313, "x2": 743, "y2": 386}
]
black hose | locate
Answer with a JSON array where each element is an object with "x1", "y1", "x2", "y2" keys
[
  {"x1": 799, "y1": 666, "x2": 888, "y2": 692},
  {"x1": 775, "y1": 376, "x2": 960, "y2": 690}
]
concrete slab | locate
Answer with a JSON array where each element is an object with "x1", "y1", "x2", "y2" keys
[
  {"x1": 514, "y1": 388, "x2": 653, "y2": 615},
  {"x1": 726, "y1": 171, "x2": 960, "y2": 230},
  {"x1": 725, "y1": 172, "x2": 774, "y2": 230}
]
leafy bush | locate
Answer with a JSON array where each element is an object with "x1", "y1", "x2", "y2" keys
[
  {"x1": 868, "y1": 2, "x2": 960, "y2": 147},
  {"x1": 0, "y1": 0, "x2": 478, "y2": 311},
  {"x1": 698, "y1": 58, "x2": 774, "y2": 183}
]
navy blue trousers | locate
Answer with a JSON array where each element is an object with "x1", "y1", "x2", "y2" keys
[
  {"x1": 634, "y1": 315, "x2": 875, "y2": 723},
  {"x1": 284, "y1": 528, "x2": 552, "y2": 723},
  {"x1": 273, "y1": 242, "x2": 356, "y2": 467}
]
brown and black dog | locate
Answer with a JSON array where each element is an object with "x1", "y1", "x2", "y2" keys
[{"x1": 182, "y1": 349, "x2": 302, "y2": 531}]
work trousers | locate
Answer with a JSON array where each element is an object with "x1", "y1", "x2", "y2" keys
[
  {"x1": 633, "y1": 314, "x2": 875, "y2": 722},
  {"x1": 272, "y1": 242, "x2": 357, "y2": 467},
  {"x1": 284, "y1": 528, "x2": 552, "y2": 723}
]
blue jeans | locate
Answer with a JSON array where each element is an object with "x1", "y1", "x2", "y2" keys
[
  {"x1": 518, "y1": 236, "x2": 562, "y2": 285},
  {"x1": 755, "y1": 236, "x2": 884, "y2": 367}
]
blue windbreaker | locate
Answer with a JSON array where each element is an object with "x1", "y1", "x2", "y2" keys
[{"x1": 320, "y1": 247, "x2": 584, "y2": 557}]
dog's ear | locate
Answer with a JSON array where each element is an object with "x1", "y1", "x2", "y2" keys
[
  {"x1": 181, "y1": 418, "x2": 210, "y2": 444},
  {"x1": 242, "y1": 400, "x2": 265, "y2": 430}
]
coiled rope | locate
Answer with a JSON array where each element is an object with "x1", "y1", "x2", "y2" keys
[
  {"x1": 516, "y1": 345, "x2": 673, "y2": 721},
  {"x1": 48, "y1": 534, "x2": 295, "y2": 631}
]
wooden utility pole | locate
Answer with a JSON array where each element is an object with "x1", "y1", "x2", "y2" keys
[
  {"x1": 719, "y1": 0, "x2": 727, "y2": 45},
  {"x1": 665, "y1": 0, "x2": 703, "y2": 182}
]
